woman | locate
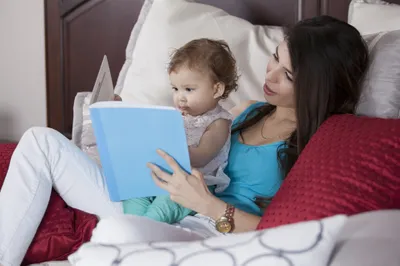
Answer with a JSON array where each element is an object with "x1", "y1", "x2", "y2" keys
[{"x1": 0, "y1": 15, "x2": 368, "y2": 266}]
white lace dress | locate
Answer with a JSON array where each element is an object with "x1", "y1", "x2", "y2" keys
[{"x1": 183, "y1": 104, "x2": 232, "y2": 192}]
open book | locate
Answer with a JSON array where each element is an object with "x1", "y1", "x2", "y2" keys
[
  {"x1": 89, "y1": 56, "x2": 191, "y2": 202},
  {"x1": 90, "y1": 55, "x2": 115, "y2": 104}
]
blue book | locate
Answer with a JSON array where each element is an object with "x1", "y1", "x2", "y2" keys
[{"x1": 89, "y1": 101, "x2": 191, "y2": 202}]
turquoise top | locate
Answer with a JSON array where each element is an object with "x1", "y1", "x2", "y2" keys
[{"x1": 216, "y1": 102, "x2": 284, "y2": 216}]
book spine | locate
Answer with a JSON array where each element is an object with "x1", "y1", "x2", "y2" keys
[{"x1": 90, "y1": 109, "x2": 120, "y2": 201}]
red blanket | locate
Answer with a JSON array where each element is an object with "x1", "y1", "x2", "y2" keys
[{"x1": 0, "y1": 143, "x2": 98, "y2": 265}]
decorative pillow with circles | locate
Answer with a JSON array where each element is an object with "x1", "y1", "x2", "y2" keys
[{"x1": 68, "y1": 214, "x2": 348, "y2": 266}]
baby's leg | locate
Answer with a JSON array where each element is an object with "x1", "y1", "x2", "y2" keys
[
  {"x1": 122, "y1": 197, "x2": 154, "y2": 216},
  {"x1": 144, "y1": 195, "x2": 194, "y2": 224}
]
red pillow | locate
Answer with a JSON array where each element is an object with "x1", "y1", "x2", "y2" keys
[
  {"x1": 258, "y1": 114, "x2": 400, "y2": 230},
  {"x1": 0, "y1": 143, "x2": 98, "y2": 265}
]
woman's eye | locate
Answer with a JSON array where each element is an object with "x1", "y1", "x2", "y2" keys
[{"x1": 285, "y1": 72, "x2": 293, "y2": 82}]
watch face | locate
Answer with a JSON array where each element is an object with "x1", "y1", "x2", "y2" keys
[{"x1": 216, "y1": 220, "x2": 232, "y2": 233}]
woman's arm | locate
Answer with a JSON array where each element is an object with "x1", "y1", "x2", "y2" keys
[
  {"x1": 147, "y1": 150, "x2": 262, "y2": 233},
  {"x1": 202, "y1": 194, "x2": 261, "y2": 233}
]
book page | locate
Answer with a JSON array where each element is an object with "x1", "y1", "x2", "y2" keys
[{"x1": 89, "y1": 55, "x2": 115, "y2": 104}]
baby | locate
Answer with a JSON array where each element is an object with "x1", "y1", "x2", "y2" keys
[{"x1": 122, "y1": 38, "x2": 239, "y2": 224}]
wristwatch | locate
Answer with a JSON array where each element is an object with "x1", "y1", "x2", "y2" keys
[{"x1": 215, "y1": 204, "x2": 235, "y2": 233}]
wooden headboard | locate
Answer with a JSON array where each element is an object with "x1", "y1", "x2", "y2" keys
[{"x1": 45, "y1": 0, "x2": 400, "y2": 136}]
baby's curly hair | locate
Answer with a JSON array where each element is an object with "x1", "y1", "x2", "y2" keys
[{"x1": 168, "y1": 38, "x2": 239, "y2": 99}]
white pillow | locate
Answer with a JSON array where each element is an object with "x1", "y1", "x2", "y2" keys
[
  {"x1": 72, "y1": 91, "x2": 90, "y2": 147},
  {"x1": 115, "y1": 0, "x2": 284, "y2": 110},
  {"x1": 68, "y1": 214, "x2": 347, "y2": 266},
  {"x1": 357, "y1": 30, "x2": 400, "y2": 118},
  {"x1": 348, "y1": 0, "x2": 400, "y2": 35}
]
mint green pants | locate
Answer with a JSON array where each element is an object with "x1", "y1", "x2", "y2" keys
[{"x1": 122, "y1": 196, "x2": 195, "y2": 224}]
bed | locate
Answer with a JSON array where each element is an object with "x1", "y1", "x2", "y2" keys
[{"x1": 1, "y1": 0, "x2": 399, "y2": 265}]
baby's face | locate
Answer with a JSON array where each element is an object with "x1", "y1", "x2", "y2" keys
[{"x1": 169, "y1": 66, "x2": 218, "y2": 116}]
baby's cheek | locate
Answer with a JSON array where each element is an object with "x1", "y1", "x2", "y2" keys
[{"x1": 172, "y1": 96, "x2": 179, "y2": 107}]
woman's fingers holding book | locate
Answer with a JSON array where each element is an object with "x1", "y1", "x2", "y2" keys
[
  {"x1": 113, "y1": 94, "x2": 122, "y2": 101},
  {"x1": 147, "y1": 163, "x2": 172, "y2": 184},
  {"x1": 156, "y1": 149, "x2": 187, "y2": 175},
  {"x1": 148, "y1": 150, "x2": 214, "y2": 213},
  {"x1": 150, "y1": 171, "x2": 169, "y2": 190},
  {"x1": 148, "y1": 164, "x2": 182, "y2": 197}
]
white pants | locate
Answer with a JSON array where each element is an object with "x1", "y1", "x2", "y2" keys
[{"x1": 0, "y1": 127, "x2": 220, "y2": 266}]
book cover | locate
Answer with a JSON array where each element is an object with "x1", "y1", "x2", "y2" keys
[{"x1": 89, "y1": 101, "x2": 191, "y2": 201}]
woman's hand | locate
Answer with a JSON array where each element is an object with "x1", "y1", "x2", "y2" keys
[
  {"x1": 114, "y1": 94, "x2": 122, "y2": 101},
  {"x1": 147, "y1": 150, "x2": 219, "y2": 215},
  {"x1": 148, "y1": 150, "x2": 262, "y2": 232}
]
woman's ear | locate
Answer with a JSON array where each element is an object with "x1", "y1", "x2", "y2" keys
[{"x1": 213, "y1": 82, "x2": 225, "y2": 99}]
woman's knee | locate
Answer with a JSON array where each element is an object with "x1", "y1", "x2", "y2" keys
[
  {"x1": 20, "y1": 127, "x2": 72, "y2": 151},
  {"x1": 21, "y1": 127, "x2": 60, "y2": 143}
]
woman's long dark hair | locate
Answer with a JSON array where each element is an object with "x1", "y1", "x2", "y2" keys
[{"x1": 233, "y1": 16, "x2": 369, "y2": 180}]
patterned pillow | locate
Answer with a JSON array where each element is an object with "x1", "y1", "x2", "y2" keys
[
  {"x1": 257, "y1": 114, "x2": 400, "y2": 230},
  {"x1": 68, "y1": 214, "x2": 347, "y2": 266}
]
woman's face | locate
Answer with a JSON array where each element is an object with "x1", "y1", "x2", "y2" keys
[{"x1": 264, "y1": 41, "x2": 295, "y2": 109}]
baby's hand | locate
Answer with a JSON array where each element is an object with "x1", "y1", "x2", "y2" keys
[{"x1": 114, "y1": 94, "x2": 122, "y2": 101}]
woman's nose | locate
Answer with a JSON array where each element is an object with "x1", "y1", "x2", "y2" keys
[{"x1": 266, "y1": 68, "x2": 278, "y2": 83}]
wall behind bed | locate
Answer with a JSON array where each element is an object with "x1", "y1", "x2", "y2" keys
[{"x1": 0, "y1": 0, "x2": 47, "y2": 142}]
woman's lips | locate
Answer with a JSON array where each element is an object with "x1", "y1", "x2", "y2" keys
[{"x1": 263, "y1": 83, "x2": 277, "y2": 96}]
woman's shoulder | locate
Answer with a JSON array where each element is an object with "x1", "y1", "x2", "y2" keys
[{"x1": 229, "y1": 100, "x2": 260, "y2": 119}]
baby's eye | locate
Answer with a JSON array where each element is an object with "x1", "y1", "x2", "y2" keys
[
  {"x1": 185, "y1": 88, "x2": 194, "y2": 92},
  {"x1": 172, "y1": 87, "x2": 178, "y2": 91}
]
